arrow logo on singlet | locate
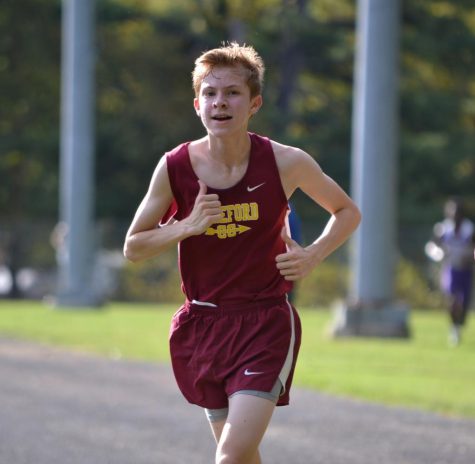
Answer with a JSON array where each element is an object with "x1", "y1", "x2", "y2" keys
[
  {"x1": 247, "y1": 182, "x2": 265, "y2": 192},
  {"x1": 205, "y1": 224, "x2": 251, "y2": 236}
]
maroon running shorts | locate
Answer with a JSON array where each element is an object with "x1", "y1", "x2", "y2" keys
[{"x1": 169, "y1": 296, "x2": 302, "y2": 409}]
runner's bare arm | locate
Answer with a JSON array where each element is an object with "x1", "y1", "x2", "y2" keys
[
  {"x1": 273, "y1": 142, "x2": 361, "y2": 280},
  {"x1": 123, "y1": 157, "x2": 222, "y2": 262}
]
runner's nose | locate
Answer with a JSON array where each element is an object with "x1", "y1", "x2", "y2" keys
[{"x1": 213, "y1": 98, "x2": 227, "y2": 109}]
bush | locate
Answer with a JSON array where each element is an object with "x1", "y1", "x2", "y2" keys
[
  {"x1": 294, "y1": 260, "x2": 349, "y2": 307},
  {"x1": 117, "y1": 249, "x2": 445, "y2": 310},
  {"x1": 395, "y1": 257, "x2": 444, "y2": 310},
  {"x1": 116, "y1": 249, "x2": 183, "y2": 304},
  {"x1": 294, "y1": 257, "x2": 444, "y2": 310}
]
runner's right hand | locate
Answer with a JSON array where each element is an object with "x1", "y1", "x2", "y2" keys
[{"x1": 184, "y1": 180, "x2": 222, "y2": 235}]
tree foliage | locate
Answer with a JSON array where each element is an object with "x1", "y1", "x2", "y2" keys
[
  {"x1": 1, "y1": 0, "x2": 474, "y2": 228},
  {"x1": 0, "y1": 0, "x2": 61, "y2": 218}
]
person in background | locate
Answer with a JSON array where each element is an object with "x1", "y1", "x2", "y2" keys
[{"x1": 427, "y1": 198, "x2": 475, "y2": 346}]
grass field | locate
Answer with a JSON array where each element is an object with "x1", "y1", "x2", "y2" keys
[{"x1": 1, "y1": 300, "x2": 474, "y2": 419}]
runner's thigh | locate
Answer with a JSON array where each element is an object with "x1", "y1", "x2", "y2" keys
[{"x1": 217, "y1": 394, "x2": 275, "y2": 462}]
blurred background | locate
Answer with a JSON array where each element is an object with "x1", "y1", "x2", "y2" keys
[{"x1": 0, "y1": 0, "x2": 474, "y2": 309}]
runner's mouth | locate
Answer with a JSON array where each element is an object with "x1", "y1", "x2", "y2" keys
[{"x1": 212, "y1": 115, "x2": 232, "y2": 121}]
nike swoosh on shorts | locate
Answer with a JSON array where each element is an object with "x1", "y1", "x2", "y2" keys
[{"x1": 244, "y1": 369, "x2": 264, "y2": 376}]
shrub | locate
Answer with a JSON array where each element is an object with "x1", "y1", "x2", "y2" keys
[
  {"x1": 117, "y1": 249, "x2": 445, "y2": 310},
  {"x1": 294, "y1": 257, "x2": 444, "y2": 310},
  {"x1": 395, "y1": 257, "x2": 444, "y2": 309},
  {"x1": 116, "y1": 249, "x2": 183, "y2": 304},
  {"x1": 294, "y1": 260, "x2": 349, "y2": 307}
]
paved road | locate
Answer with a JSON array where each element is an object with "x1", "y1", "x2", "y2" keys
[{"x1": 1, "y1": 337, "x2": 475, "y2": 464}]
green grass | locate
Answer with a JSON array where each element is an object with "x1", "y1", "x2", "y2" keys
[
  {"x1": 298, "y1": 310, "x2": 475, "y2": 419},
  {"x1": 1, "y1": 300, "x2": 474, "y2": 419}
]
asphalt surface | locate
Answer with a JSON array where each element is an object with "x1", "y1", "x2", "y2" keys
[{"x1": 1, "y1": 337, "x2": 475, "y2": 464}]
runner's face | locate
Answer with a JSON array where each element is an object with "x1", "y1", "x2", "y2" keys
[{"x1": 194, "y1": 65, "x2": 262, "y2": 136}]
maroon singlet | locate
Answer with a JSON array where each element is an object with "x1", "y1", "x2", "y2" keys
[{"x1": 164, "y1": 132, "x2": 292, "y2": 305}]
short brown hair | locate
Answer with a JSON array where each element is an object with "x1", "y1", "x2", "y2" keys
[{"x1": 192, "y1": 42, "x2": 265, "y2": 98}]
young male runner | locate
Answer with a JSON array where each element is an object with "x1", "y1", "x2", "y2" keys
[{"x1": 124, "y1": 43, "x2": 360, "y2": 464}]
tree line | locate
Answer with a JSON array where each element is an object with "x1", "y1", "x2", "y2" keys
[{"x1": 1, "y1": 0, "x2": 474, "y2": 229}]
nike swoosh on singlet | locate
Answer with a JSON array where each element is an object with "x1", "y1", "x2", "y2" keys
[
  {"x1": 247, "y1": 182, "x2": 266, "y2": 192},
  {"x1": 244, "y1": 369, "x2": 264, "y2": 376}
]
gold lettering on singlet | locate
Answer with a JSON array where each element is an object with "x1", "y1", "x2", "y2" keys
[{"x1": 206, "y1": 202, "x2": 259, "y2": 239}]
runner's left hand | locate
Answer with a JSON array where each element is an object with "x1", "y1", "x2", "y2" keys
[{"x1": 275, "y1": 228, "x2": 317, "y2": 280}]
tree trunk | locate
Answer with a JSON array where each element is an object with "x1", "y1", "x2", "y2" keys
[{"x1": 276, "y1": 0, "x2": 307, "y2": 133}]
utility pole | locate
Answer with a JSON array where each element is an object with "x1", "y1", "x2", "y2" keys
[
  {"x1": 332, "y1": 0, "x2": 409, "y2": 337},
  {"x1": 56, "y1": 0, "x2": 100, "y2": 307}
]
